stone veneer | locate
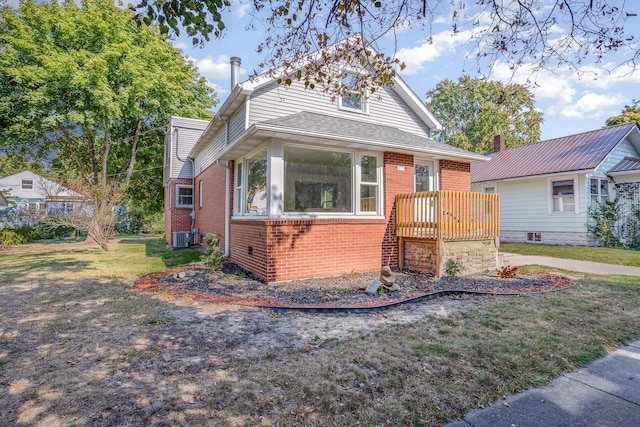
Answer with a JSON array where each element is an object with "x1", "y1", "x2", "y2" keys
[{"x1": 403, "y1": 238, "x2": 499, "y2": 276}]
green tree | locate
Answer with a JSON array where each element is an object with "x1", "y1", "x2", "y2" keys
[
  {"x1": 135, "y1": 1, "x2": 639, "y2": 94},
  {"x1": 0, "y1": 154, "x2": 47, "y2": 178},
  {"x1": 606, "y1": 100, "x2": 640, "y2": 126},
  {"x1": 426, "y1": 76, "x2": 543, "y2": 153},
  {"x1": 0, "y1": 0, "x2": 215, "y2": 250}
]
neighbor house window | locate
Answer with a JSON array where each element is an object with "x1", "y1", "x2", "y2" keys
[
  {"x1": 590, "y1": 178, "x2": 609, "y2": 205},
  {"x1": 339, "y1": 74, "x2": 367, "y2": 113},
  {"x1": 21, "y1": 179, "x2": 33, "y2": 190},
  {"x1": 176, "y1": 185, "x2": 193, "y2": 207},
  {"x1": 65, "y1": 202, "x2": 74, "y2": 214},
  {"x1": 551, "y1": 179, "x2": 575, "y2": 213},
  {"x1": 483, "y1": 186, "x2": 496, "y2": 194},
  {"x1": 526, "y1": 232, "x2": 542, "y2": 242}
]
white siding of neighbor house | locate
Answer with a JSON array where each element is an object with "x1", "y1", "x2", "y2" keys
[
  {"x1": 472, "y1": 173, "x2": 590, "y2": 244},
  {"x1": 0, "y1": 171, "x2": 78, "y2": 207},
  {"x1": 168, "y1": 117, "x2": 209, "y2": 179},
  {"x1": 228, "y1": 102, "x2": 246, "y2": 143},
  {"x1": 194, "y1": 130, "x2": 226, "y2": 175},
  {"x1": 596, "y1": 137, "x2": 640, "y2": 176},
  {"x1": 248, "y1": 80, "x2": 433, "y2": 137}
]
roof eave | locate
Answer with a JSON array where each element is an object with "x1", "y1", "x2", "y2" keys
[{"x1": 472, "y1": 168, "x2": 596, "y2": 184}]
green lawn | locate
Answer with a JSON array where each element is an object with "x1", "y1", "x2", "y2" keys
[
  {"x1": 0, "y1": 235, "x2": 204, "y2": 282},
  {"x1": 500, "y1": 242, "x2": 640, "y2": 267}
]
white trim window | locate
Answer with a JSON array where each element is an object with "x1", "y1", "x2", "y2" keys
[
  {"x1": 198, "y1": 180, "x2": 203, "y2": 209},
  {"x1": 282, "y1": 145, "x2": 382, "y2": 215},
  {"x1": 176, "y1": 185, "x2": 193, "y2": 207},
  {"x1": 234, "y1": 149, "x2": 268, "y2": 216},
  {"x1": 338, "y1": 74, "x2": 368, "y2": 114},
  {"x1": 21, "y1": 179, "x2": 33, "y2": 190},
  {"x1": 483, "y1": 185, "x2": 496, "y2": 194},
  {"x1": 550, "y1": 178, "x2": 576, "y2": 213},
  {"x1": 234, "y1": 161, "x2": 243, "y2": 214},
  {"x1": 590, "y1": 178, "x2": 609, "y2": 205}
]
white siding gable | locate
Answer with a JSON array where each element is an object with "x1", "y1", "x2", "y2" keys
[
  {"x1": 596, "y1": 136, "x2": 640, "y2": 176},
  {"x1": 248, "y1": 80, "x2": 433, "y2": 138},
  {"x1": 0, "y1": 171, "x2": 77, "y2": 204}
]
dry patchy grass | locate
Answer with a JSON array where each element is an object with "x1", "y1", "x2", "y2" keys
[{"x1": 1, "y1": 238, "x2": 639, "y2": 426}]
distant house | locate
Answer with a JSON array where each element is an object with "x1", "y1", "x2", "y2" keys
[
  {"x1": 164, "y1": 39, "x2": 499, "y2": 282},
  {"x1": 0, "y1": 191, "x2": 8, "y2": 209},
  {"x1": 0, "y1": 170, "x2": 84, "y2": 221},
  {"x1": 471, "y1": 122, "x2": 640, "y2": 245}
]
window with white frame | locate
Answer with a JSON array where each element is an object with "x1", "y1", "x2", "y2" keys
[
  {"x1": 483, "y1": 185, "x2": 496, "y2": 194},
  {"x1": 21, "y1": 179, "x2": 33, "y2": 190},
  {"x1": 360, "y1": 155, "x2": 378, "y2": 212},
  {"x1": 176, "y1": 185, "x2": 193, "y2": 207},
  {"x1": 590, "y1": 178, "x2": 609, "y2": 205},
  {"x1": 234, "y1": 161, "x2": 243, "y2": 214},
  {"x1": 245, "y1": 149, "x2": 267, "y2": 215},
  {"x1": 526, "y1": 232, "x2": 542, "y2": 242},
  {"x1": 551, "y1": 179, "x2": 575, "y2": 213},
  {"x1": 338, "y1": 74, "x2": 367, "y2": 113},
  {"x1": 198, "y1": 180, "x2": 203, "y2": 208}
]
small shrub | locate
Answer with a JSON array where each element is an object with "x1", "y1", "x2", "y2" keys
[
  {"x1": 201, "y1": 233, "x2": 225, "y2": 271},
  {"x1": 444, "y1": 258, "x2": 465, "y2": 277},
  {"x1": 0, "y1": 229, "x2": 27, "y2": 249},
  {"x1": 587, "y1": 198, "x2": 621, "y2": 247},
  {"x1": 497, "y1": 265, "x2": 518, "y2": 279}
]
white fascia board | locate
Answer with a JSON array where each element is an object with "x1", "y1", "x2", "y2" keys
[
  {"x1": 216, "y1": 123, "x2": 487, "y2": 163},
  {"x1": 608, "y1": 169, "x2": 640, "y2": 177},
  {"x1": 392, "y1": 75, "x2": 443, "y2": 131},
  {"x1": 472, "y1": 169, "x2": 595, "y2": 184},
  {"x1": 188, "y1": 85, "x2": 254, "y2": 158}
]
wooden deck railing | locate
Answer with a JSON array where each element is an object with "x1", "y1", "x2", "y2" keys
[{"x1": 396, "y1": 191, "x2": 500, "y2": 241}]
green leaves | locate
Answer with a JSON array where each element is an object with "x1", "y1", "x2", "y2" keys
[{"x1": 427, "y1": 76, "x2": 543, "y2": 153}]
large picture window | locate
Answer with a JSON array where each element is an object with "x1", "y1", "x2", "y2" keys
[
  {"x1": 551, "y1": 179, "x2": 575, "y2": 213},
  {"x1": 284, "y1": 146, "x2": 353, "y2": 213}
]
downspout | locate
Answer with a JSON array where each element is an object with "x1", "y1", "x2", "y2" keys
[
  {"x1": 174, "y1": 128, "x2": 196, "y2": 241},
  {"x1": 217, "y1": 159, "x2": 231, "y2": 257}
]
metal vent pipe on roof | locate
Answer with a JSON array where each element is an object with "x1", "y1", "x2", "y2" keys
[{"x1": 230, "y1": 56, "x2": 241, "y2": 90}]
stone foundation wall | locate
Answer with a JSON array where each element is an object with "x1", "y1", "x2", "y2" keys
[
  {"x1": 500, "y1": 230, "x2": 588, "y2": 246},
  {"x1": 403, "y1": 239, "x2": 438, "y2": 275},
  {"x1": 403, "y1": 238, "x2": 499, "y2": 276},
  {"x1": 442, "y1": 239, "x2": 498, "y2": 275}
]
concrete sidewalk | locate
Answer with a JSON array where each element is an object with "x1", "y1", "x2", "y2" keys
[
  {"x1": 445, "y1": 341, "x2": 640, "y2": 427},
  {"x1": 500, "y1": 253, "x2": 640, "y2": 276}
]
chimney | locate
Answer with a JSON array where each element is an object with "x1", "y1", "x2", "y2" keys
[
  {"x1": 494, "y1": 134, "x2": 505, "y2": 152},
  {"x1": 230, "y1": 56, "x2": 241, "y2": 90}
]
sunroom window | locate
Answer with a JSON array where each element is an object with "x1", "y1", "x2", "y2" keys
[
  {"x1": 284, "y1": 146, "x2": 352, "y2": 213},
  {"x1": 360, "y1": 155, "x2": 378, "y2": 212},
  {"x1": 234, "y1": 162, "x2": 243, "y2": 214},
  {"x1": 551, "y1": 179, "x2": 575, "y2": 212},
  {"x1": 245, "y1": 149, "x2": 267, "y2": 215}
]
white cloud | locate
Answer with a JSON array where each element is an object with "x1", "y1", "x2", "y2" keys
[
  {"x1": 235, "y1": 3, "x2": 251, "y2": 18},
  {"x1": 560, "y1": 92, "x2": 625, "y2": 118},
  {"x1": 189, "y1": 55, "x2": 246, "y2": 81},
  {"x1": 208, "y1": 81, "x2": 229, "y2": 97},
  {"x1": 396, "y1": 28, "x2": 480, "y2": 75}
]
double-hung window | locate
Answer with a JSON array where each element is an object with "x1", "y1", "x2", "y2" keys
[
  {"x1": 359, "y1": 155, "x2": 378, "y2": 213},
  {"x1": 339, "y1": 74, "x2": 367, "y2": 113},
  {"x1": 590, "y1": 178, "x2": 609, "y2": 205},
  {"x1": 176, "y1": 185, "x2": 193, "y2": 207},
  {"x1": 551, "y1": 179, "x2": 575, "y2": 213}
]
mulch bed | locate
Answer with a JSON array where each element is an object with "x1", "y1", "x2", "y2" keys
[{"x1": 134, "y1": 263, "x2": 574, "y2": 310}]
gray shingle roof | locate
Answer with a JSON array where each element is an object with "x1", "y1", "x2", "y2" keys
[
  {"x1": 472, "y1": 122, "x2": 640, "y2": 183},
  {"x1": 609, "y1": 156, "x2": 640, "y2": 173},
  {"x1": 260, "y1": 111, "x2": 485, "y2": 160}
]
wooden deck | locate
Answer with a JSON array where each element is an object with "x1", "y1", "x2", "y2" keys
[{"x1": 396, "y1": 191, "x2": 500, "y2": 241}]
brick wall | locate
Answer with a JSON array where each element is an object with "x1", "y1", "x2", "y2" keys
[
  {"x1": 194, "y1": 162, "x2": 228, "y2": 251},
  {"x1": 440, "y1": 160, "x2": 471, "y2": 192},
  {"x1": 382, "y1": 152, "x2": 415, "y2": 269},
  {"x1": 229, "y1": 220, "x2": 269, "y2": 280},
  {"x1": 165, "y1": 177, "x2": 193, "y2": 246}
]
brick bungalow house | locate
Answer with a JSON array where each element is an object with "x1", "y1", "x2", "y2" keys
[{"x1": 164, "y1": 43, "x2": 497, "y2": 282}]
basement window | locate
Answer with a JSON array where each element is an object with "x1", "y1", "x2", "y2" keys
[{"x1": 526, "y1": 232, "x2": 542, "y2": 243}]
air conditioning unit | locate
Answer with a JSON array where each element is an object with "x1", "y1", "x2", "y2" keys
[{"x1": 173, "y1": 231, "x2": 190, "y2": 249}]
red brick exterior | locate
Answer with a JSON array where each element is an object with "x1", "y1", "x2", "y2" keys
[
  {"x1": 165, "y1": 178, "x2": 193, "y2": 246},
  {"x1": 439, "y1": 160, "x2": 471, "y2": 192},
  {"x1": 193, "y1": 162, "x2": 228, "y2": 251},
  {"x1": 179, "y1": 152, "x2": 473, "y2": 282}
]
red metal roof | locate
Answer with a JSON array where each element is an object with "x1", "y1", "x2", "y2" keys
[
  {"x1": 472, "y1": 122, "x2": 639, "y2": 183},
  {"x1": 609, "y1": 156, "x2": 640, "y2": 174}
]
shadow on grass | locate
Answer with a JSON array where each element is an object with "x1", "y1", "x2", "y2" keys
[{"x1": 142, "y1": 237, "x2": 203, "y2": 268}]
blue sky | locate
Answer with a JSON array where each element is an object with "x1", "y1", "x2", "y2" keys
[{"x1": 171, "y1": 1, "x2": 640, "y2": 141}]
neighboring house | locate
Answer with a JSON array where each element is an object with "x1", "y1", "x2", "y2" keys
[
  {"x1": 164, "y1": 41, "x2": 496, "y2": 282},
  {"x1": 0, "y1": 191, "x2": 8, "y2": 209},
  {"x1": 0, "y1": 170, "x2": 84, "y2": 220},
  {"x1": 471, "y1": 122, "x2": 640, "y2": 245}
]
